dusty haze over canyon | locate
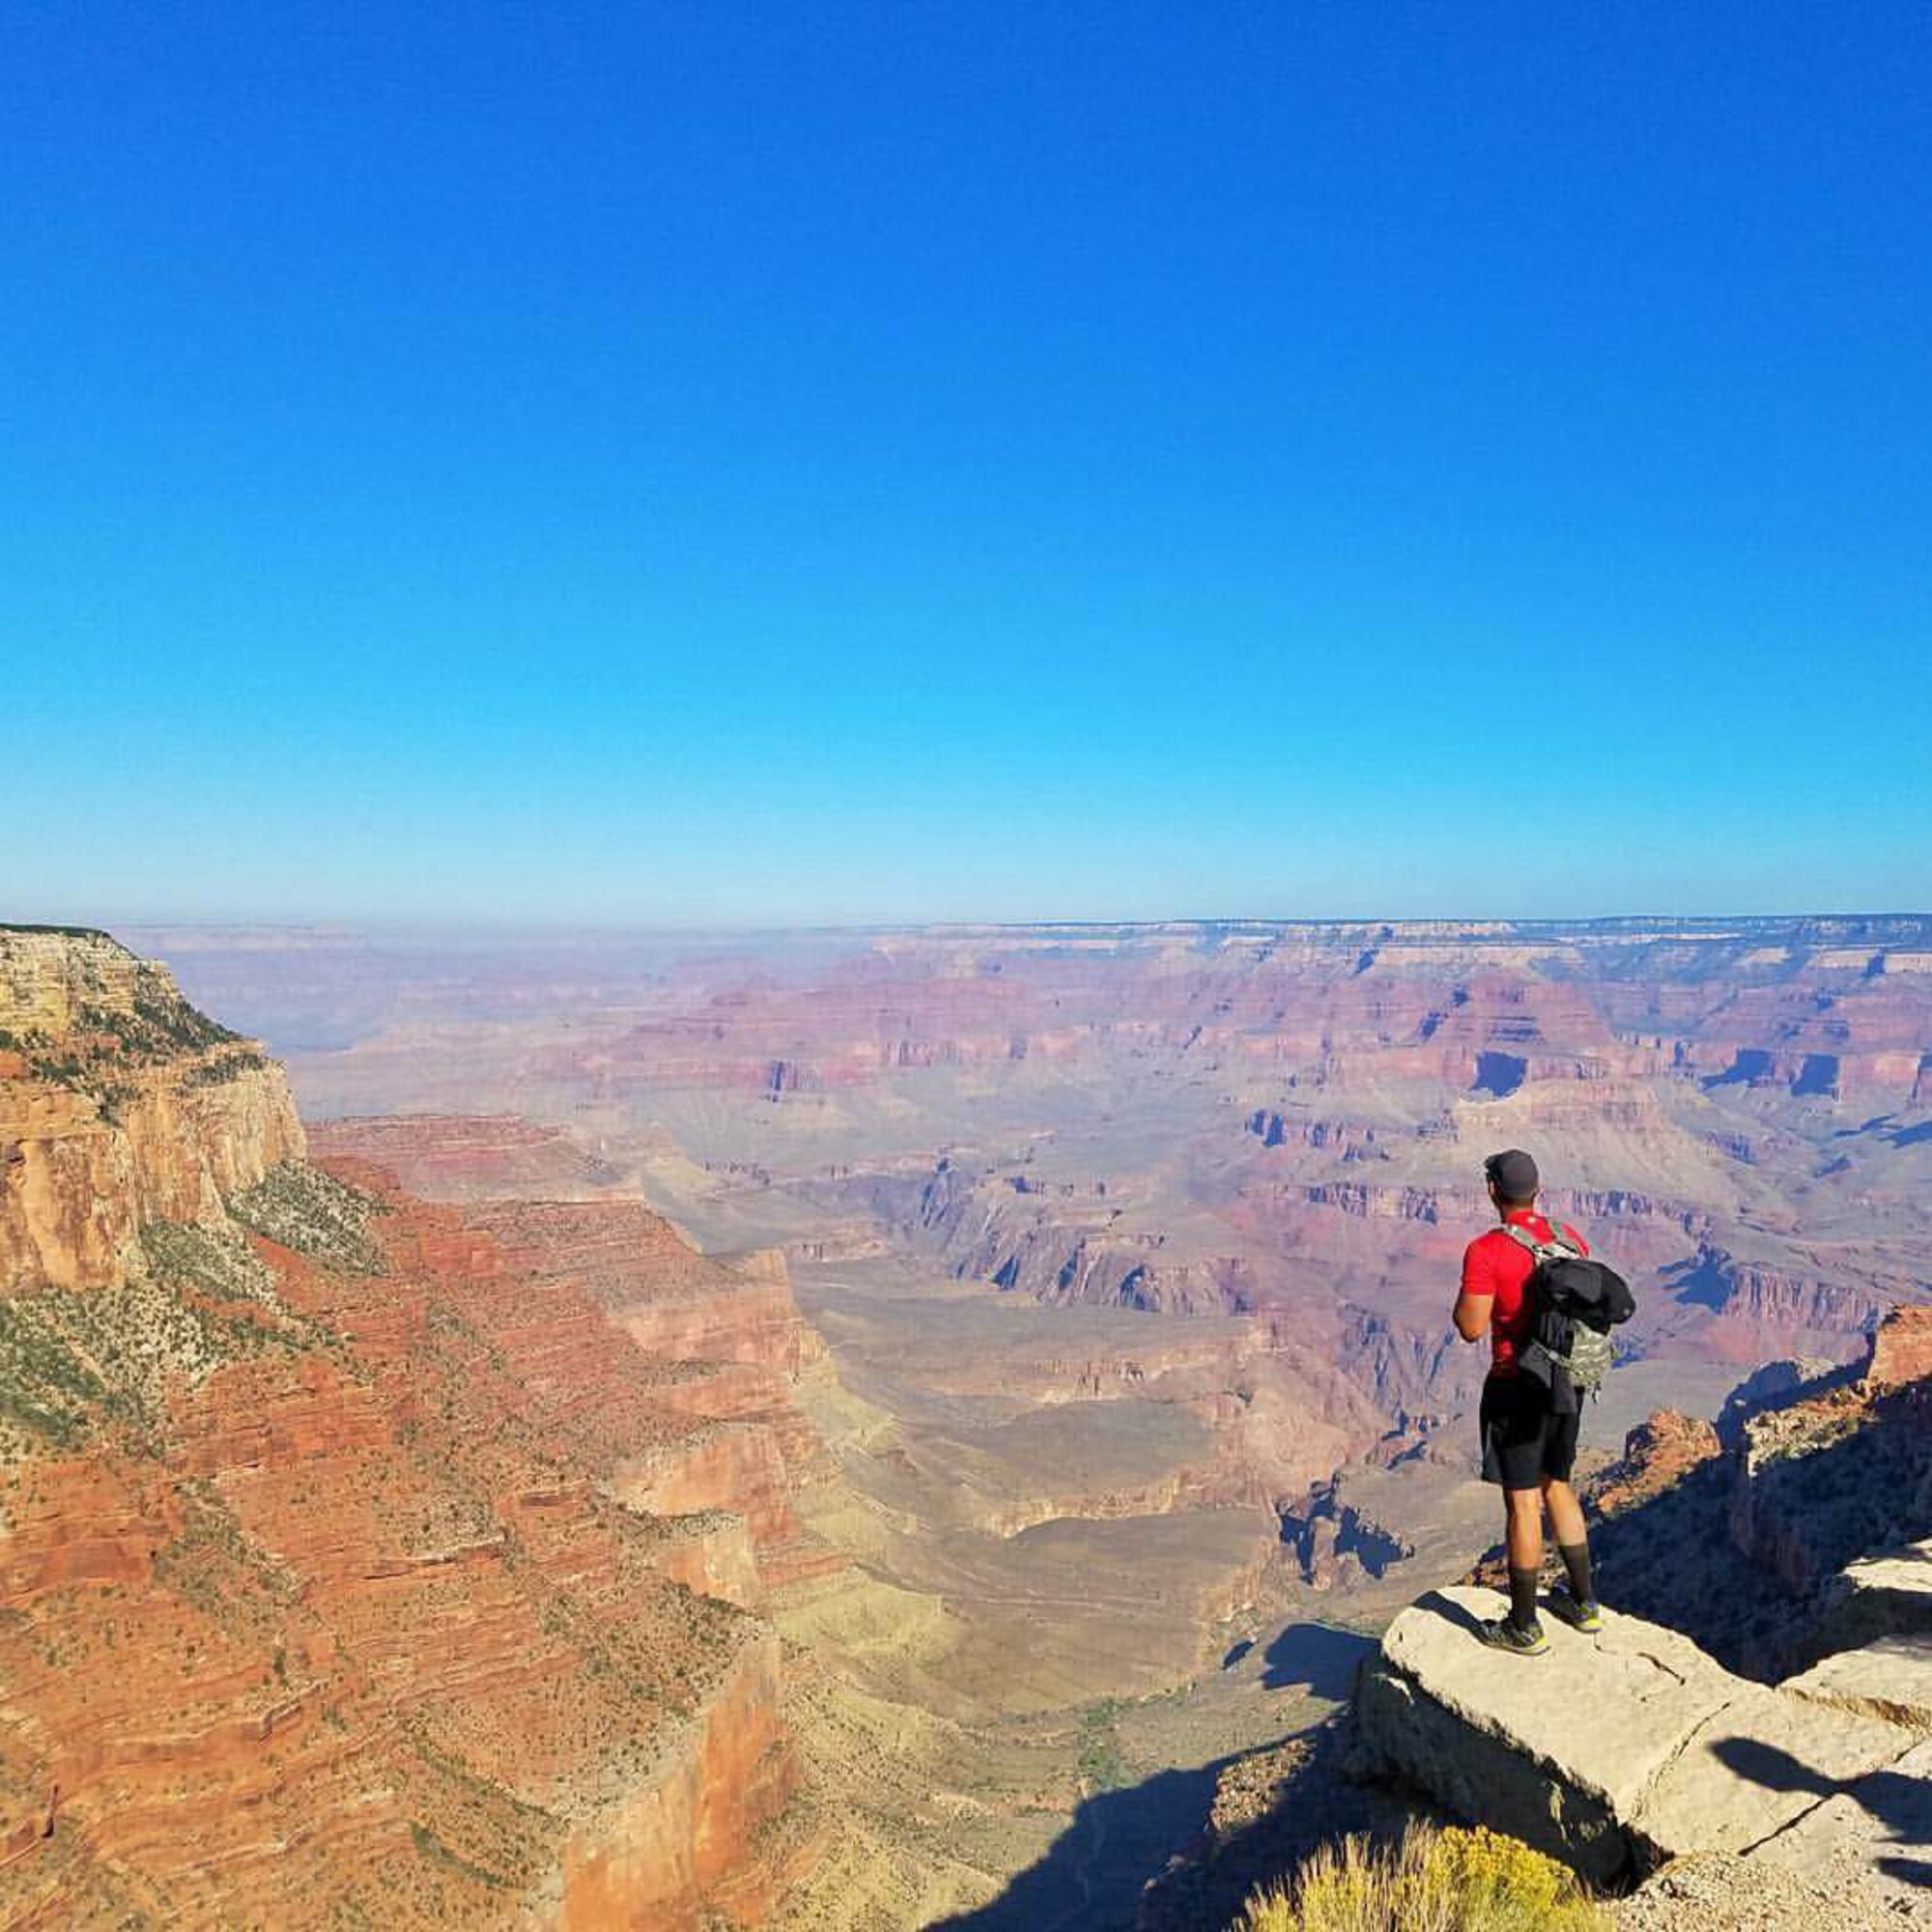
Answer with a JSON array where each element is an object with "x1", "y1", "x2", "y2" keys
[{"x1": 4, "y1": 915, "x2": 1928, "y2": 1925}]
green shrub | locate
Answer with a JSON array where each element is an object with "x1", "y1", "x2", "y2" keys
[
  {"x1": 230, "y1": 1163, "x2": 387, "y2": 1275},
  {"x1": 408, "y1": 1822, "x2": 509, "y2": 1890},
  {"x1": 0, "y1": 1299, "x2": 107, "y2": 1449},
  {"x1": 76, "y1": 972, "x2": 241, "y2": 1063},
  {"x1": 0, "y1": 1231, "x2": 322, "y2": 1460},
  {"x1": 184, "y1": 1050, "x2": 269, "y2": 1088},
  {"x1": 1077, "y1": 1700, "x2": 1131, "y2": 1792},
  {"x1": 142, "y1": 1221, "x2": 278, "y2": 1306}
]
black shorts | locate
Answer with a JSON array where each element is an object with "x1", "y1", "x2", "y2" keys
[{"x1": 1479, "y1": 1372, "x2": 1579, "y2": 1490}]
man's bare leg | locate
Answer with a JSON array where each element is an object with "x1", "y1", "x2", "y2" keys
[
  {"x1": 1543, "y1": 1477, "x2": 1585, "y2": 1548},
  {"x1": 1505, "y1": 1485, "x2": 1546, "y2": 1571}
]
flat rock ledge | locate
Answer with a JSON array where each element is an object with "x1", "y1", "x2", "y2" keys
[
  {"x1": 1350, "y1": 1585, "x2": 1930, "y2": 1918},
  {"x1": 1807, "y1": 1535, "x2": 1932, "y2": 1658},
  {"x1": 1786, "y1": 1633, "x2": 1932, "y2": 1733}
]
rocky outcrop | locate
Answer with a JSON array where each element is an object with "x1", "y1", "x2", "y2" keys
[
  {"x1": 0, "y1": 942, "x2": 833, "y2": 1926},
  {"x1": 644, "y1": 1509, "x2": 763, "y2": 1610},
  {"x1": 614, "y1": 1247, "x2": 828, "y2": 1383},
  {"x1": 1362, "y1": 1308, "x2": 1932, "y2": 1920},
  {"x1": 1868, "y1": 1305, "x2": 1932, "y2": 1388},
  {"x1": 1279, "y1": 1491, "x2": 1413, "y2": 1590},
  {"x1": 558, "y1": 1625, "x2": 797, "y2": 1929},
  {"x1": 853, "y1": 1158, "x2": 1239, "y2": 1316},
  {"x1": 1, "y1": 927, "x2": 303, "y2": 1291},
  {"x1": 1686, "y1": 1244, "x2": 1895, "y2": 1345},
  {"x1": 617, "y1": 1424, "x2": 801, "y2": 1571},
  {"x1": 1591, "y1": 1410, "x2": 1722, "y2": 1517},
  {"x1": 411, "y1": 1192, "x2": 828, "y2": 1382},
  {"x1": 1350, "y1": 1586, "x2": 1925, "y2": 1909},
  {"x1": 1803, "y1": 1536, "x2": 1932, "y2": 1661},
  {"x1": 1581, "y1": 1307, "x2": 1932, "y2": 1676},
  {"x1": 305, "y1": 1113, "x2": 627, "y2": 1202},
  {"x1": 1785, "y1": 1630, "x2": 1932, "y2": 1732}
]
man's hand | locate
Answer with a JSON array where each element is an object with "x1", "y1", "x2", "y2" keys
[{"x1": 1452, "y1": 1291, "x2": 1492, "y2": 1343}]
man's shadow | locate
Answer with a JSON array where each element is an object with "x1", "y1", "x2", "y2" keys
[{"x1": 1711, "y1": 1736, "x2": 1930, "y2": 1894}]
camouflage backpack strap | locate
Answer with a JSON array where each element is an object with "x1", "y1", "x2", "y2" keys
[{"x1": 1501, "y1": 1222, "x2": 1575, "y2": 1264}]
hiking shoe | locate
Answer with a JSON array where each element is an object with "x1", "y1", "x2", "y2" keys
[
  {"x1": 1477, "y1": 1616, "x2": 1549, "y2": 1658},
  {"x1": 1547, "y1": 1585, "x2": 1605, "y2": 1635}
]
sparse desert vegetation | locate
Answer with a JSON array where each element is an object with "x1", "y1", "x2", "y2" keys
[
  {"x1": 1238, "y1": 1826, "x2": 1608, "y2": 1932},
  {"x1": 230, "y1": 1159, "x2": 389, "y2": 1274}
]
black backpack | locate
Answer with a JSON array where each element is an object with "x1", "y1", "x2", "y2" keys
[{"x1": 1501, "y1": 1224, "x2": 1635, "y2": 1400}]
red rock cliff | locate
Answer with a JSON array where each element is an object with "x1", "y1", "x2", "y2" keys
[
  {"x1": 0, "y1": 935, "x2": 827, "y2": 1925},
  {"x1": 1, "y1": 926, "x2": 303, "y2": 1291}
]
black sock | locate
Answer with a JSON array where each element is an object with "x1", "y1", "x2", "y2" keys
[
  {"x1": 1507, "y1": 1567, "x2": 1541, "y2": 1631},
  {"x1": 1560, "y1": 1541, "x2": 1594, "y2": 1605}
]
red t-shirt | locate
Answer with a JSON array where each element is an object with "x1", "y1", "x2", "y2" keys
[{"x1": 1461, "y1": 1208, "x2": 1589, "y2": 1378}]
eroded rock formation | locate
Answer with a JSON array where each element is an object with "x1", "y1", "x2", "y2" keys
[
  {"x1": 0, "y1": 934, "x2": 834, "y2": 1926},
  {"x1": 1581, "y1": 1308, "x2": 1932, "y2": 1675},
  {"x1": 1, "y1": 926, "x2": 303, "y2": 1291}
]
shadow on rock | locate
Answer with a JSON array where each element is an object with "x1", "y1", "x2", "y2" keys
[
  {"x1": 1260, "y1": 1622, "x2": 1378, "y2": 1698},
  {"x1": 1406, "y1": 1590, "x2": 1491, "y2": 1644},
  {"x1": 1710, "y1": 1737, "x2": 1931, "y2": 1892},
  {"x1": 1135, "y1": 1717, "x2": 1424, "y2": 1932}
]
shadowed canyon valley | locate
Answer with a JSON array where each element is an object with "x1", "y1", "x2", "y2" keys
[{"x1": 3, "y1": 916, "x2": 1929, "y2": 1925}]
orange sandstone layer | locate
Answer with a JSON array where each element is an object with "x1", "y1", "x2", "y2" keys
[
  {"x1": 1, "y1": 928, "x2": 303, "y2": 1291},
  {"x1": 1, "y1": 1136, "x2": 838, "y2": 1923}
]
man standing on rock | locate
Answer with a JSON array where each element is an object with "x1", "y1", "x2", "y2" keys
[{"x1": 1452, "y1": 1148, "x2": 1604, "y2": 1654}]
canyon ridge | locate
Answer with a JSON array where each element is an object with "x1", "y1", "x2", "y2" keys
[{"x1": 4, "y1": 915, "x2": 1928, "y2": 1925}]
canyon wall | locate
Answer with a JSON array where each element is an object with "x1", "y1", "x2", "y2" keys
[
  {"x1": 1569, "y1": 1307, "x2": 1932, "y2": 1677},
  {"x1": 0, "y1": 926, "x2": 303, "y2": 1291},
  {"x1": 0, "y1": 935, "x2": 830, "y2": 1925},
  {"x1": 110, "y1": 913, "x2": 1932, "y2": 1919},
  {"x1": 149, "y1": 917, "x2": 1932, "y2": 1421}
]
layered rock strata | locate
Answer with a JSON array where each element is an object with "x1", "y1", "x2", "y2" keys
[
  {"x1": 1, "y1": 926, "x2": 303, "y2": 1291},
  {"x1": 0, "y1": 940, "x2": 834, "y2": 1926}
]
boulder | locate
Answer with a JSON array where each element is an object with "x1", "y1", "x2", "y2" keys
[{"x1": 1351, "y1": 1586, "x2": 1921, "y2": 1889}]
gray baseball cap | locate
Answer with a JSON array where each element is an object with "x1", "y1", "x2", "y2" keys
[{"x1": 1484, "y1": 1148, "x2": 1539, "y2": 1198}]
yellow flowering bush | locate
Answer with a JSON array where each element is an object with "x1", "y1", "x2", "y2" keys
[{"x1": 1237, "y1": 1823, "x2": 1608, "y2": 1932}]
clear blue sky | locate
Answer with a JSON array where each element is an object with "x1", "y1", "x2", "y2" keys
[{"x1": 5, "y1": 3, "x2": 1929, "y2": 924}]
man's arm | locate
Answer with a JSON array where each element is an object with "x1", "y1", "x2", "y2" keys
[{"x1": 1453, "y1": 1239, "x2": 1492, "y2": 1343}]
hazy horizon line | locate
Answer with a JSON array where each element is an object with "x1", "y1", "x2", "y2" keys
[{"x1": 51, "y1": 905, "x2": 1932, "y2": 942}]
